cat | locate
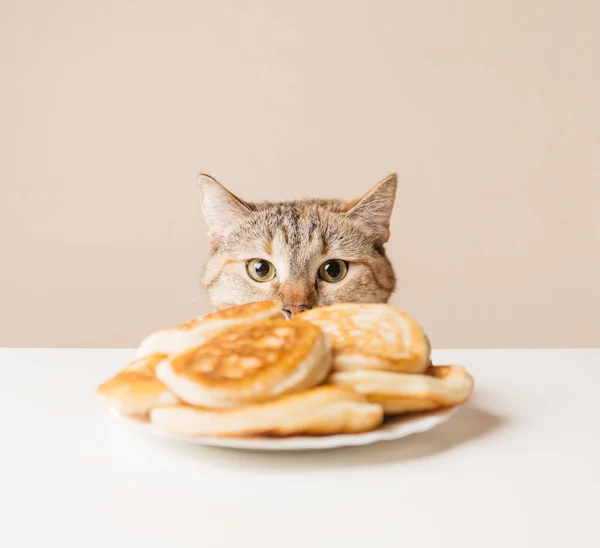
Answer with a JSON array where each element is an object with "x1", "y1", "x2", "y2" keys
[{"x1": 198, "y1": 173, "x2": 398, "y2": 318}]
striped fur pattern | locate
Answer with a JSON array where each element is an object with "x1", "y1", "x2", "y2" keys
[{"x1": 198, "y1": 174, "x2": 398, "y2": 314}]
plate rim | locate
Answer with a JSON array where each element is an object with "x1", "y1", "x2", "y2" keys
[{"x1": 109, "y1": 406, "x2": 459, "y2": 451}]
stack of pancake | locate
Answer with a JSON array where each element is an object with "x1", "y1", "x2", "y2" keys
[{"x1": 96, "y1": 300, "x2": 474, "y2": 438}]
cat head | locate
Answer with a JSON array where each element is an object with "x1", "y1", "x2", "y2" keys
[{"x1": 198, "y1": 173, "x2": 398, "y2": 317}]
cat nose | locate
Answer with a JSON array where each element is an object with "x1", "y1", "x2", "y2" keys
[{"x1": 282, "y1": 304, "x2": 310, "y2": 318}]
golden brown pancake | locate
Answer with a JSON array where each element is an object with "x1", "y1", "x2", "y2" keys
[
  {"x1": 149, "y1": 386, "x2": 383, "y2": 437},
  {"x1": 136, "y1": 300, "x2": 284, "y2": 358},
  {"x1": 156, "y1": 319, "x2": 332, "y2": 408},
  {"x1": 329, "y1": 365, "x2": 474, "y2": 414},
  {"x1": 298, "y1": 303, "x2": 430, "y2": 373},
  {"x1": 96, "y1": 354, "x2": 178, "y2": 417}
]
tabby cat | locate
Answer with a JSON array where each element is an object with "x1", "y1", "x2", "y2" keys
[{"x1": 198, "y1": 173, "x2": 398, "y2": 318}]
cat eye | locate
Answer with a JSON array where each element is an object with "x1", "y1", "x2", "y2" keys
[
  {"x1": 246, "y1": 259, "x2": 276, "y2": 282},
  {"x1": 318, "y1": 260, "x2": 348, "y2": 283}
]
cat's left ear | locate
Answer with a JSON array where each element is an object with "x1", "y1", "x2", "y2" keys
[
  {"x1": 344, "y1": 173, "x2": 398, "y2": 244},
  {"x1": 197, "y1": 174, "x2": 253, "y2": 246}
]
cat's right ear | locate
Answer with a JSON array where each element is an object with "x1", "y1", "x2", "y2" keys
[
  {"x1": 344, "y1": 173, "x2": 398, "y2": 245},
  {"x1": 197, "y1": 174, "x2": 253, "y2": 246}
]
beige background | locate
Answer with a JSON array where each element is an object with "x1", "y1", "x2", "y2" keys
[{"x1": 1, "y1": 1, "x2": 599, "y2": 349}]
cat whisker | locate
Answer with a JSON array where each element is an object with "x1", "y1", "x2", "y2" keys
[{"x1": 190, "y1": 294, "x2": 211, "y2": 303}]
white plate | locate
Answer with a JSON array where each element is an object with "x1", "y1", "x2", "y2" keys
[{"x1": 110, "y1": 406, "x2": 459, "y2": 451}]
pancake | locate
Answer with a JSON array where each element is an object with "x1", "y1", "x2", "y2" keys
[
  {"x1": 329, "y1": 365, "x2": 474, "y2": 414},
  {"x1": 298, "y1": 303, "x2": 430, "y2": 373},
  {"x1": 136, "y1": 300, "x2": 284, "y2": 358},
  {"x1": 149, "y1": 386, "x2": 383, "y2": 437},
  {"x1": 96, "y1": 354, "x2": 178, "y2": 417},
  {"x1": 156, "y1": 319, "x2": 332, "y2": 409}
]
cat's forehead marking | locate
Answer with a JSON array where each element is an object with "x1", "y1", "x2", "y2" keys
[
  {"x1": 269, "y1": 234, "x2": 286, "y2": 279},
  {"x1": 227, "y1": 202, "x2": 376, "y2": 265},
  {"x1": 272, "y1": 222, "x2": 322, "y2": 272}
]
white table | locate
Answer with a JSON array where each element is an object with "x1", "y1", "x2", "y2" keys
[{"x1": 1, "y1": 348, "x2": 599, "y2": 548}]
